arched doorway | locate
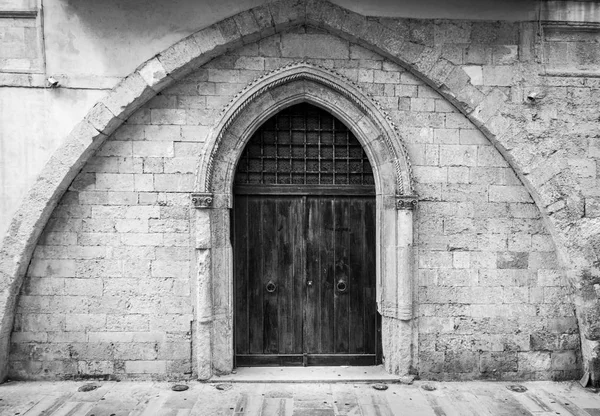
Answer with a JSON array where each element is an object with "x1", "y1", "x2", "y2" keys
[{"x1": 232, "y1": 103, "x2": 382, "y2": 366}]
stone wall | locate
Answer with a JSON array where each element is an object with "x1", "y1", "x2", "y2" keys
[{"x1": 8, "y1": 27, "x2": 579, "y2": 380}]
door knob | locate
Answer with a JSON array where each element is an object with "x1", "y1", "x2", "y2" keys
[
  {"x1": 337, "y1": 279, "x2": 347, "y2": 292},
  {"x1": 265, "y1": 281, "x2": 277, "y2": 293},
  {"x1": 307, "y1": 280, "x2": 313, "y2": 286}
]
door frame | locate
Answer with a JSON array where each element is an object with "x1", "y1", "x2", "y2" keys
[{"x1": 190, "y1": 63, "x2": 418, "y2": 379}]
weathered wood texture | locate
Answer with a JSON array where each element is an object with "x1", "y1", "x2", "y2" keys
[{"x1": 234, "y1": 195, "x2": 379, "y2": 366}]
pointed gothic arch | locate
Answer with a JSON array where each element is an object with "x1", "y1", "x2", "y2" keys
[{"x1": 191, "y1": 63, "x2": 416, "y2": 377}]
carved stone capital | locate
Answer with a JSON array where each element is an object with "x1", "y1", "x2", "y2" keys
[
  {"x1": 396, "y1": 195, "x2": 418, "y2": 210},
  {"x1": 191, "y1": 193, "x2": 214, "y2": 209}
]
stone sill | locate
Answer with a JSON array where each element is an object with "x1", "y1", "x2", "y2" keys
[{"x1": 542, "y1": 69, "x2": 600, "y2": 78}]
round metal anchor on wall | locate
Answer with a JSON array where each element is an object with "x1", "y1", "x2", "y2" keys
[
  {"x1": 337, "y1": 279, "x2": 348, "y2": 292},
  {"x1": 265, "y1": 281, "x2": 277, "y2": 293}
]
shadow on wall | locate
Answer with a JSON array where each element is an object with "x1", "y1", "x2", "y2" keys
[
  {"x1": 47, "y1": 0, "x2": 263, "y2": 77},
  {"x1": 47, "y1": 0, "x2": 539, "y2": 79}
]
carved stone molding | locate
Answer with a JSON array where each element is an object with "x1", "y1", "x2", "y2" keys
[
  {"x1": 201, "y1": 61, "x2": 415, "y2": 197},
  {"x1": 396, "y1": 195, "x2": 418, "y2": 210},
  {"x1": 191, "y1": 193, "x2": 214, "y2": 209}
]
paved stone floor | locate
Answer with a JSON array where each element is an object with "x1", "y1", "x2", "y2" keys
[{"x1": 1, "y1": 379, "x2": 600, "y2": 415}]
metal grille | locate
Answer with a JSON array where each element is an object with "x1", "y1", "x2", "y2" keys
[{"x1": 234, "y1": 103, "x2": 374, "y2": 186}]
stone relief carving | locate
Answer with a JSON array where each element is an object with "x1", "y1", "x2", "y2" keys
[{"x1": 191, "y1": 193, "x2": 214, "y2": 209}]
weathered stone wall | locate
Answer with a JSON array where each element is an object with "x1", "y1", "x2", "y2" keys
[{"x1": 8, "y1": 27, "x2": 579, "y2": 380}]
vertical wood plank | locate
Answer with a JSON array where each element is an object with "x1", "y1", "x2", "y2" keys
[
  {"x1": 319, "y1": 197, "x2": 335, "y2": 354},
  {"x1": 364, "y1": 198, "x2": 378, "y2": 358},
  {"x1": 293, "y1": 197, "x2": 305, "y2": 354},
  {"x1": 277, "y1": 198, "x2": 292, "y2": 354},
  {"x1": 248, "y1": 197, "x2": 263, "y2": 354},
  {"x1": 304, "y1": 197, "x2": 320, "y2": 354},
  {"x1": 334, "y1": 197, "x2": 350, "y2": 354},
  {"x1": 262, "y1": 198, "x2": 279, "y2": 354},
  {"x1": 348, "y1": 198, "x2": 365, "y2": 354}
]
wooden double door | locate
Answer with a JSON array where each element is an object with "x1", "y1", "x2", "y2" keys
[{"x1": 233, "y1": 191, "x2": 381, "y2": 366}]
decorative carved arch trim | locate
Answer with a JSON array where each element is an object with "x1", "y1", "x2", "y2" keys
[{"x1": 196, "y1": 61, "x2": 415, "y2": 198}]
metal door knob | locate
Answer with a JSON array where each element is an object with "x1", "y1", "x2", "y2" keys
[
  {"x1": 307, "y1": 280, "x2": 313, "y2": 286},
  {"x1": 337, "y1": 279, "x2": 347, "y2": 292},
  {"x1": 265, "y1": 281, "x2": 277, "y2": 293}
]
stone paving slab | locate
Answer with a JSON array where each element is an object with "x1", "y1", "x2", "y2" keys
[{"x1": 1, "y1": 380, "x2": 600, "y2": 415}]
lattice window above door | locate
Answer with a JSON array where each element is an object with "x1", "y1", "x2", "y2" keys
[{"x1": 234, "y1": 103, "x2": 374, "y2": 186}]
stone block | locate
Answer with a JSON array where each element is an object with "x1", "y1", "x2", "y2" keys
[
  {"x1": 418, "y1": 252, "x2": 453, "y2": 269},
  {"x1": 142, "y1": 158, "x2": 164, "y2": 174},
  {"x1": 460, "y1": 129, "x2": 487, "y2": 145},
  {"x1": 151, "y1": 260, "x2": 191, "y2": 278},
  {"x1": 132, "y1": 141, "x2": 174, "y2": 158},
  {"x1": 471, "y1": 88, "x2": 508, "y2": 124},
  {"x1": 489, "y1": 186, "x2": 532, "y2": 203},
  {"x1": 443, "y1": 351, "x2": 477, "y2": 373},
  {"x1": 145, "y1": 125, "x2": 180, "y2": 141},
  {"x1": 503, "y1": 287, "x2": 529, "y2": 304},
  {"x1": 148, "y1": 219, "x2": 189, "y2": 233},
  {"x1": 480, "y1": 351, "x2": 518, "y2": 373},
  {"x1": 150, "y1": 314, "x2": 192, "y2": 332},
  {"x1": 28, "y1": 259, "x2": 76, "y2": 278},
  {"x1": 64, "y1": 278, "x2": 103, "y2": 296},
  {"x1": 538, "y1": 269, "x2": 563, "y2": 286},
  {"x1": 551, "y1": 350, "x2": 578, "y2": 371},
  {"x1": 114, "y1": 343, "x2": 158, "y2": 360},
  {"x1": 433, "y1": 128, "x2": 459, "y2": 144},
  {"x1": 163, "y1": 157, "x2": 197, "y2": 174},
  {"x1": 411, "y1": 98, "x2": 435, "y2": 112},
  {"x1": 373, "y1": 69, "x2": 400, "y2": 84},
  {"x1": 103, "y1": 72, "x2": 156, "y2": 120},
  {"x1": 94, "y1": 173, "x2": 134, "y2": 192},
  {"x1": 508, "y1": 234, "x2": 532, "y2": 251},
  {"x1": 78, "y1": 360, "x2": 114, "y2": 375},
  {"x1": 482, "y1": 66, "x2": 514, "y2": 87},
  {"x1": 413, "y1": 166, "x2": 447, "y2": 183},
  {"x1": 174, "y1": 142, "x2": 203, "y2": 157},
  {"x1": 65, "y1": 314, "x2": 106, "y2": 332},
  {"x1": 150, "y1": 109, "x2": 186, "y2": 125},
  {"x1": 477, "y1": 146, "x2": 508, "y2": 167},
  {"x1": 138, "y1": 57, "x2": 171, "y2": 91},
  {"x1": 106, "y1": 315, "x2": 150, "y2": 332},
  {"x1": 158, "y1": 35, "x2": 203, "y2": 77},
  {"x1": 153, "y1": 173, "x2": 195, "y2": 192},
  {"x1": 120, "y1": 233, "x2": 163, "y2": 247},
  {"x1": 439, "y1": 145, "x2": 477, "y2": 167},
  {"x1": 117, "y1": 156, "x2": 143, "y2": 174},
  {"x1": 133, "y1": 174, "x2": 154, "y2": 192},
  {"x1": 281, "y1": 33, "x2": 349, "y2": 59},
  {"x1": 124, "y1": 360, "x2": 167, "y2": 374},
  {"x1": 97, "y1": 141, "x2": 133, "y2": 157},
  {"x1": 517, "y1": 351, "x2": 551, "y2": 371},
  {"x1": 124, "y1": 206, "x2": 160, "y2": 219},
  {"x1": 497, "y1": 252, "x2": 529, "y2": 269},
  {"x1": 17, "y1": 314, "x2": 65, "y2": 332},
  {"x1": 463, "y1": 65, "x2": 483, "y2": 85}
]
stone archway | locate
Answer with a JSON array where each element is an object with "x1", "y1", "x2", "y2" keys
[
  {"x1": 190, "y1": 62, "x2": 417, "y2": 378},
  {"x1": 1, "y1": 0, "x2": 598, "y2": 383}
]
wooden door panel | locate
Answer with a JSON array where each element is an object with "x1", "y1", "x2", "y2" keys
[
  {"x1": 349, "y1": 199, "x2": 366, "y2": 354},
  {"x1": 235, "y1": 194, "x2": 379, "y2": 365},
  {"x1": 235, "y1": 196, "x2": 305, "y2": 356},
  {"x1": 277, "y1": 198, "x2": 304, "y2": 354}
]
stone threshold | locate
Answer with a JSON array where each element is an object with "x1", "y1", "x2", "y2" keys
[{"x1": 206, "y1": 365, "x2": 415, "y2": 384}]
